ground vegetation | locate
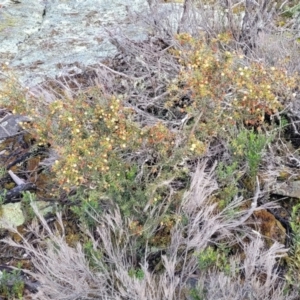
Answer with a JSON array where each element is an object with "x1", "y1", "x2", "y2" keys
[{"x1": 0, "y1": 0, "x2": 300, "y2": 299}]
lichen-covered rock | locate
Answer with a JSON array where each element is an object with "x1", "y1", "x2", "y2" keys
[
  {"x1": 0, "y1": 200, "x2": 56, "y2": 228},
  {"x1": 0, "y1": 113, "x2": 31, "y2": 139},
  {"x1": 0, "y1": 202, "x2": 25, "y2": 227},
  {"x1": 0, "y1": 0, "x2": 243, "y2": 90},
  {"x1": 0, "y1": 0, "x2": 151, "y2": 88},
  {"x1": 271, "y1": 181, "x2": 300, "y2": 199}
]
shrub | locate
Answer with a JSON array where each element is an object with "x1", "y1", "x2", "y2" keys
[
  {"x1": 0, "y1": 78, "x2": 203, "y2": 230},
  {"x1": 231, "y1": 128, "x2": 271, "y2": 177},
  {"x1": 167, "y1": 33, "x2": 298, "y2": 138}
]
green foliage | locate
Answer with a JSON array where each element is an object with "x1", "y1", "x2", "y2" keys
[
  {"x1": 217, "y1": 161, "x2": 239, "y2": 184},
  {"x1": 189, "y1": 288, "x2": 205, "y2": 300},
  {"x1": 198, "y1": 246, "x2": 218, "y2": 270},
  {"x1": 21, "y1": 191, "x2": 37, "y2": 222},
  {"x1": 216, "y1": 161, "x2": 240, "y2": 208},
  {"x1": 128, "y1": 268, "x2": 145, "y2": 280},
  {"x1": 0, "y1": 166, "x2": 7, "y2": 179},
  {"x1": 0, "y1": 268, "x2": 24, "y2": 299},
  {"x1": 285, "y1": 203, "x2": 300, "y2": 288},
  {"x1": 0, "y1": 190, "x2": 6, "y2": 206},
  {"x1": 289, "y1": 203, "x2": 300, "y2": 266},
  {"x1": 71, "y1": 191, "x2": 102, "y2": 229},
  {"x1": 282, "y1": 3, "x2": 300, "y2": 18},
  {"x1": 290, "y1": 203, "x2": 300, "y2": 235},
  {"x1": 104, "y1": 164, "x2": 147, "y2": 218},
  {"x1": 279, "y1": 115, "x2": 289, "y2": 129},
  {"x1": 231, "y1": 129, "x2": 270, "y2": 177},
  {"x1": 197, "y1": 245, "x2": 230, "y2": 274},
  {"x1": 83, "y1": 240, "x2": 103, "y2": 271}
]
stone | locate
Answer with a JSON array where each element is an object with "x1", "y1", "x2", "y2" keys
[
  {"x1": 0, "y1": 200, "x2": 56, "y2": 228},
  {"x1": 0, "y1": 202, "x2": 25, "y2": 227},
  {"x1": 0, "y1": 0, "x2": 151, "y2": 88},
  {"x1": 271, "y1": 181, "x2": 300, "y2": 199},
  {"x1": 0, "y1": 0, "x2": 244, "y2": 90},
  {"x1": 0, "y1": 114, "x2": 31, "y2": 139}
]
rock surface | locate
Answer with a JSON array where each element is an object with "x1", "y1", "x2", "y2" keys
[
  {"x1": 0, "y1": 200, "x2": 56, "y2": 228},
  {"x1": 0, "y1": 0, "x2": 246, "y2": 90},
  {"x1": 0, "y1": 202, "x2": 25, "y2": 227},
  {"x1": 271, "y1": 181, "x2": 300, "y2": 199},
  {"x1": 0, "y1": 0, "x2": 186, "y2": 89},
  {"x1": 0, "y1": 113, "x2": 30, "y2": 139}
]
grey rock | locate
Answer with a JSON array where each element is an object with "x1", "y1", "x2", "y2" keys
[
  {"x1": 0, "y1": 200, "x2": 56, "y2": 228},
  {"x1": 0, "y1": 0, "x2": 151, "y2": 88},
  {"x1": 271, "y1": 181, "x2": 300, "y2": 199},
  {"x1": 0, "y1": 0, "x2": 245, "y2": 91},
  {"x1": 0, "y1": 113, "x2": 30, "y2": 139},
  {"x1": 0, "y1": 202, "x2": 25, "y2": 227}
]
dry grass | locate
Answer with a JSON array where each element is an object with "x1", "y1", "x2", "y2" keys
[
  {"x1": 1, "y1": 161, "x2": 293, "y2": 299},
  {"x1": 200, "y1": 238, "x2": 293, "y2": 300}
]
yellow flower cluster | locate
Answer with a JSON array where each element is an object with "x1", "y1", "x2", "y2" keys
[{"x1": 168, "y1": 33, "x2": 298, "y2": 137}]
